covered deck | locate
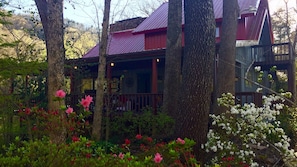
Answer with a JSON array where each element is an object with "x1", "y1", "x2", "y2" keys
[{"x1": 66, "y1": 92, "x2": 263, "y2": 113}]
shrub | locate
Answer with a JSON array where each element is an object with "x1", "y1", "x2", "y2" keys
[
  {"x1": 107, "y1": 108, "x2": 174, "y2": 142},
  {"x1": 0, "y1": 136, "x2": 199, "y2": 167},
  {"x1": 203, "y1": 93, "x2": 295, "y2": 166}
]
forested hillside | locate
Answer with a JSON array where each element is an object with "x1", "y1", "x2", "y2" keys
[{"x1": 0, "y1": 11, "x2": 98, "y2": 61}]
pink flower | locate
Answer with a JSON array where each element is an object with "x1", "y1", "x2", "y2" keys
[
  {"x1": 80, "y1": 95, "x2": 93, "y2": 109},
  {"x1": 176, "y1": 138, "x2": 185, "y2": 144},
  {"x1": 65, "y1": 107, "x2": 74, "y2": 114},
  {"x1": 55, "y1": 90, "x2": 66, "y2": 98},
  {"x1": 154, "y1": 153, "x2": 163, "y2": 163},
  {"x1": 118, "y1": 152, "x2": 124, "y2": 159},
  {"x1": 136, "y1": 134, "x2": 142, "y2": 140},
  {"x1": 85, "y1": 95, "x2": 93, "y2": 103}
]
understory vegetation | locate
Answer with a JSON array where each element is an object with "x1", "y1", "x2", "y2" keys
[{"x1": 0, "y1": 90, "x2": 297, "y2": 166}]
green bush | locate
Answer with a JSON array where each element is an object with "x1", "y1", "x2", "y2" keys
[
  {"x1": 107, "y1": 108, "x2": 174, "y2": 142},
  {"x1": 0, "y1": 136, "x2": 199, "y2": 167}
]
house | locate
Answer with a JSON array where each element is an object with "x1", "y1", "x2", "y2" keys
[{"x1": 66, "y1": 0, "x2": 295, "y2": 111}]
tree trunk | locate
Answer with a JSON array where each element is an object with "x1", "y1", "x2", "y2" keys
[
  {"x1": 177, "y1": 0, "x2": 215, "y2": 162},
  {"x1": 92, "y1": 0, "x2": 111, "y2": 141},
  {"x1": 163, "y1": 0, "x2": 182, "y2": 135},
  {"x1": 216, "y1": 0, "x2": 239, "y2": 97},
  {"x1": 35, "y1": 0, "x2": 66, "y2": 143}
]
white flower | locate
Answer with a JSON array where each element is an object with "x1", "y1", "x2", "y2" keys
[
  {"x1": 254, "y1": 66, "x2": 261, "y2": 72},
  {"x1": 256, "y1": 87, "x2": 262, "y2": 92},
  {"x1": 210, "y1": 146, "x2": 218, "y2": 152}
]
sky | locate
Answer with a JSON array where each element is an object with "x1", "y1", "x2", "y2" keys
[
  {"x1": 6, "y1": 0, "x2": 296, "y2": 28},
  {"x1": 7, "y1": 0, "x2": 167, "y2": 27}
]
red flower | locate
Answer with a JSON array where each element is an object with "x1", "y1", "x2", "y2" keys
[
  {"x1": 25, "y1": 108, "x2": 31, "y2": 115},
  {"x1": 72, "y1": 136, "x2": 80, "y2": 142},
  {"x1": 124, "y1": 138, "x2": 131, "y2": 145},
  {"x1": 227, "y1": 156, "x2": 234, "y2": 161},
  {"x1": 135, "y1": 134, "x2": 142, "y2": 140},
  {"x1": 86, "y1": 153, "x2": 91, "y2": 158},
  {"x1": 32, "y1": 126, "x2": 37, "y2": 131},
  {"x1": 146, "y1": 137, "x2": 153, "y2": 143},
  {"x1": 86, "y1": 142, "x2": 91, "y2": 148}
]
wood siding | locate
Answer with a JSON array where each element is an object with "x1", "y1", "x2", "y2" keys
[{"x1": 145, "y1": 31, "x2": 185, "y2": 50}]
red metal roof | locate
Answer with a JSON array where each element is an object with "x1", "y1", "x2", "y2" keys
[
  {"x1": 83, "y1": 30, "x2": 144, "y2": 58},
  {"x1": 83, "y1": 0, "x2": 268, "y2": 59},
  {"x1": 133, "y1": 0, "x2": 260, "y2": 34}
]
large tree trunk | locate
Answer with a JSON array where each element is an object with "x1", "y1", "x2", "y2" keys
[
  {"x1": 177, "y1": 0, "x2": 215, "y2": 162},
  {"x1": 216, "y1": 0, "x2": 239, "y2": 97},
  {"x1": 215, "y1": 0, "x2": 239, "y2": 114},
  {"x1": 92, "y1": 0, "x2": 111, "y2": 141},
  {"x1": 35, "y1": 0, "x2": 66, "y2": 143},
  {"x1": 162, "y1": 0, "x2": 182, "y2": 133}
]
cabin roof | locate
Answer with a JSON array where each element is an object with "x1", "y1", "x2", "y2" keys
[
  {"x1": 133, "y1": 0, "x2": 260, "y2": 34},
  {"x1": 83, "y1": 0, "x2": 271, "y2": 59},
  {"x1": 83, "y1": 30, "x2": 144, "y2": 58}
]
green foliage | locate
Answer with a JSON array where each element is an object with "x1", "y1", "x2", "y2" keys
[
  {"x1": 0, "y1": 136, "x2": 199, "y2": 167},
  {"x1": 0, "y1": 58, "x2": 47, "y2": 79},
  {"x1": 277, "y1": 106, "x2": 297, "y2": 149},
  {"x1": 107, "y1": 108, "x2": 174, "y2": 142}
]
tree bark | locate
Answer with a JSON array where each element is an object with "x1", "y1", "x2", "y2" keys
[
  {"x1": 92, "y1": 0, "x2": 111, "y2": 141},
  {"x1": 216, "y1": 0, "x2": 239, "y2": 96},
  {"x1": 163, "y1": 0, "x2": 182, "y2": 134},
  {"x1": 215, "y1": 0, "x2": 239, "y2": 113},
  {"x1": 177, "y1": 0, "x2": 215, "y2": 162},
  {"x1": 35, "y1": 0, "x2": 66, "y2": 143}
]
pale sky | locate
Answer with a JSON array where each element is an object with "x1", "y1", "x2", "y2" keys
[
  {"x1": 63, "y1": 0, "x2": 297, "y2": 27},
  {"x1": 6, "y1": 0, "x2": 296, "y2": 27},
  {"x1": 269, "y1": 0, "x2": 295, "y2": 12},
  {"x1": 7, "y1": 0, "x2": 166, "y2": 27}
]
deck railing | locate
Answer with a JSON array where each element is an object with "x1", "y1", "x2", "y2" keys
[
  {"x1": 252, "y1": 43, "x2": 293, "y2": 63},
  {"x1": 235, "y1": 92, "x2": 262, "y2": 106},
  {"x1": 66, "y1": 92, "x2": 263, "y2": 112}
]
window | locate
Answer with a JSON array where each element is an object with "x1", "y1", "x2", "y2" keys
[{"x1": 215, "y1": 27, "x2": 220, "y2": 38}]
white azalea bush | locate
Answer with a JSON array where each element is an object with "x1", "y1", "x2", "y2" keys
[{"x1": 203, "y1": 93, "x2": 295, "y2": 166}]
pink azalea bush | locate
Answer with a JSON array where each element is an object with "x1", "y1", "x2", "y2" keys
[
  {"x1": 17, "y1": 90, "x2": 92, "y2": 141},
  {"x1": 5, "y1": 90, "x2": 200, "y2": 166}
]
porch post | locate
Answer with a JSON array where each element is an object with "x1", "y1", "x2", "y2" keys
[
  {"x1": 107, "y1": 63, "x2": 112, "y2": 94},
  {"x1": 152, "y1": 59, "x2": 158, "y2": 93},
  {"x1": 70, "y1": 67, "x2": 81, "y2": 110},
  {"x1": 152, "y1": 59, "x2": 158, "y2": 114}
]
